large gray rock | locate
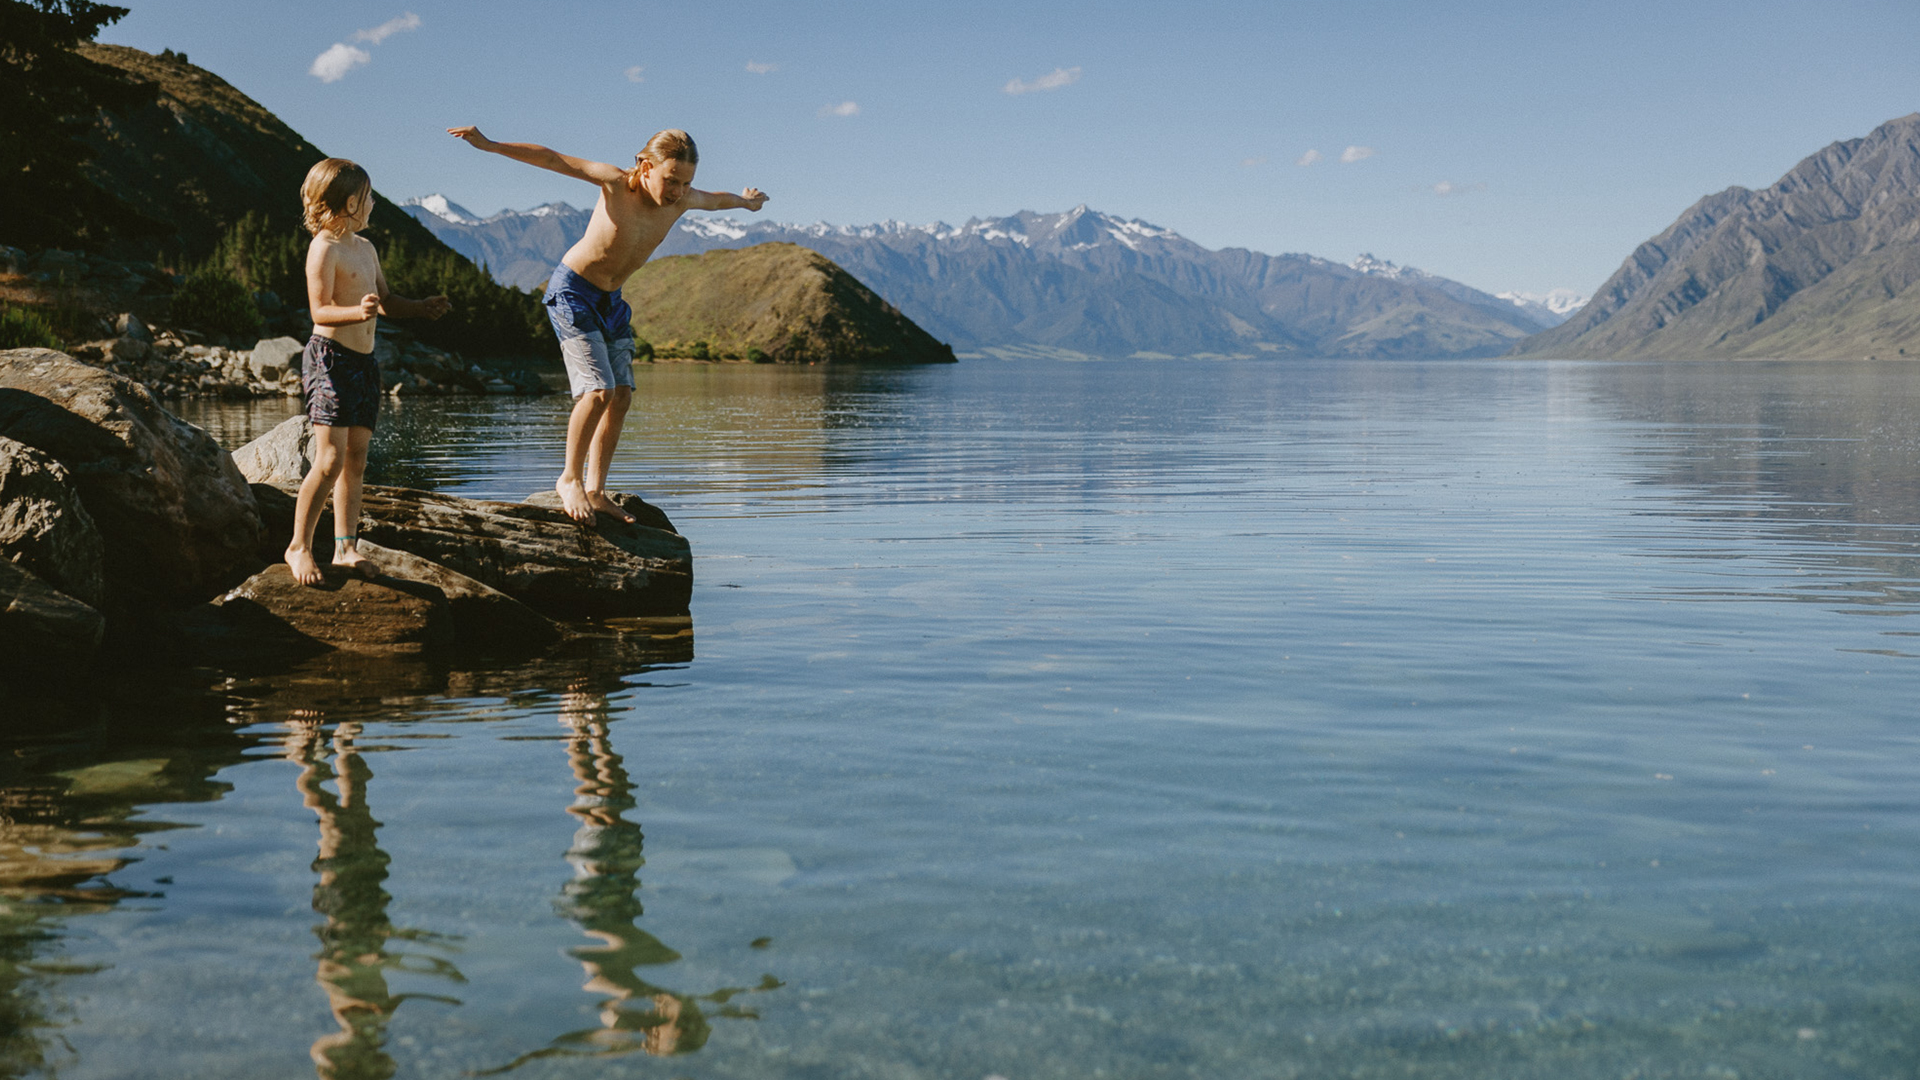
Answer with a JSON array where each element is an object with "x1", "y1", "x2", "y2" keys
[
  {"x1": 201, "y1": 563, "x2": 453, "y2": 656},
  {"x1": 354, "y1": 539, "x2": 562, "y2": 651},
  {"x1": 354, "y1": 487, "x2": 691, "y2": 618},
  {"x1": 249, "y1": 336, "x2": 303, "y2": 382},
  {"x1": 0, "y1": 349, "x2": 264, "y2": 610},
  {"x1": 0, "y1": 559, "x2": 105, "y2": 680},
  {"x1": 0, "y1": 436, "x2": 105, "y2": 608},
  {"x1": 231, "y1": 414, "x2": 314, "y2": 488}
]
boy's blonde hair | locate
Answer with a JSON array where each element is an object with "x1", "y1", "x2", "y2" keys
[
  {"x1": 635, "y1": 129, "x2": 698, "y2": 169},
  {"x1": 301, "y1": 158, "x2": 372, "y2": 235}
]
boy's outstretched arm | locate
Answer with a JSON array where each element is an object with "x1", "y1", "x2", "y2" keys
[
  {"x1": 446, "y1": 125, "x2": 627, "y2": 185},
  {"x1": 682, "y1": 187, "x2": 771, "y2": 212},
  {"x1": 372, "y1": 265, "x2": 452, "y2": 320}
]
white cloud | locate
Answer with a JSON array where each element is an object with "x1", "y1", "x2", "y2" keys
[
  {"x1": 746, "y1": 60, "x2": 778, "y2": 74},
  {"x1": 626, "y1": 65, "x2": 645, "y2": 83},
  {"x1": 351, "y1": 12, "x2": 421, "y2": 45},
  {"x1": 819, "y1": 100, "x2": 860, "y2": 117},
  {"x1": 309, "y1": 43, "x2": 371, "y2": 83},
  {"x1": 313, "y1": 13, "x2": 419, "y2": 83},
  {"x1": 1239, "y1": 156, "x2": 1268, "y2": 168},
  {"x1": 1004, "y1": 66, "x2": 1082, "y2": 95},
  {"x1": 1296, "y1": 149, "x2": 1323, "y2": 167},
  {"x1": 1432, "y1": 180, "x2": 1487, "y2": 196},
  {"x1": 1340, "y1": 145, "x2": 1375, "y2": 164}
]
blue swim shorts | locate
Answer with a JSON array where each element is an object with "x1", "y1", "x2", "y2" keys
[
  {"x1": 302, "y1": 335, "x2": 380, "y2": 430},
  {"x1": 543, "y1": 263, "x2": 635, "y2": 397}
]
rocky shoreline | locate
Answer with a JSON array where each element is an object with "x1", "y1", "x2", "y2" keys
[
  {"x1": 0, "y1": 348, "x2": 688, "y2": 688},
  {"x1": 4, "y1": 244, "x2": 553, "y2": 400}
]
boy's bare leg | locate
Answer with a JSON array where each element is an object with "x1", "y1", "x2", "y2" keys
[
  {"x1": 557, "y1": 390, "x2": 609, "y2": 523},
  {"x1": 584, "y1": 386, "x2": 635, "y2": 523},
  {"x1": 286, "y1": 424, "x2": 350, "y2": 585},
  {"x1": 330, "y1": 425, "x2": 375, "y2": 575}
]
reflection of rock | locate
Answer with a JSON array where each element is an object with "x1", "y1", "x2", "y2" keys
[
  {"x1": 0, "y1": 349, "x2": 263, "y2": 611},
  {"x1": 356, "y1": 488, "x2": 691, "y2": 618},
  {"x1": 0, "y1": 435, "x2": 105, "y2": 608},
  {"x1": 230, "y1": 413, "x2": 314, "y2": 488},
  {"x1": 0, "y1": 559, "x2": 105, "y2": 678}
]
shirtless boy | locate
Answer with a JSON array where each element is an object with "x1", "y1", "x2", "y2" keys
[
  {"x1": 285, "y1": 158, "x2": 451, "y2": 585},
  {"x1": 446, "y1": 125, "x2": 768, "y2": 522}
]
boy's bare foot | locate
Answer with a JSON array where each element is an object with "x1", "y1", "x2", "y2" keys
[
  {"x1": 556, "y1": 475, "x2": 595, "y2": 523},
  {"x1": 286, "y1": 546, "x2": 324, "y2": 586},
  {"x1": 587, "y1": 490, "x2": 636, "y2": 523},
  {"x1": 332, "y1": 545, "x2": 376, "y2": 579}
]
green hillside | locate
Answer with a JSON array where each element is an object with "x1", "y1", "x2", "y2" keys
[{"x1": 623, "y1": 243, "x2": 955, "y2": 364}]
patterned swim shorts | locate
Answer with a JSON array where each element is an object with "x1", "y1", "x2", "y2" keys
[
  {"x1": 543, "y1": 263, "x2": 635, "y2": 397},
  {"x1": 302, "y1": 335, "x2": 381, "y2": 430}
]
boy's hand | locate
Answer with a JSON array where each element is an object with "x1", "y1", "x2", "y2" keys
[
  {"x1": 447, "y1": 125, "x2": 494, "y2": 151},
  {"x1": 742, "y1": 187, "x2": 769, "y2": 211},
  {"x1": 359, "y1": 294, "x2": 381, "y2": 320},
  {"x1": 423, "y1": 295, "x2": 453, "y2": 320}
]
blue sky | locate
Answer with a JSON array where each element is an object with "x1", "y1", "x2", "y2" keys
[{"x1": 102, "y1": 0, "x2": 1919, "y2": 297}]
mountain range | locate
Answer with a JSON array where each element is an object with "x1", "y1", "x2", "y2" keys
[
  {"x1": 405, "y1": 198, "x2": 1579, "y2": 360},
  {"x1": 1518, "y1": 113, "x2": 1920, "y2": 359}
]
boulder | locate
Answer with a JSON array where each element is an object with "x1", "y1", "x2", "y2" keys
[
  {"x1": 249, "y1": 336, "x2": 303, "y2": 382},
  {"x1": 0, "y1": 559, "x2": 105, "y2": 680},
  {"x1": 114, "y1": 313, "x2": 152, "y2": 342},
  {"x1": 199, "y1": 563, "x2": 453, "y2": 656},
  {"x1": 0, "y1": 436, "x2": 106, "y2": 608},
  {"x1": 353, "y1": 486, "x2": 691, "y2": 617},
  {"x1": 109, "y1": 336, "x2": 150, "y2": 363},
  {"x1": 0, "y1": 349, "x2": 264, "y2": 610},
  {"x1": 231, "y1": 414, "x2": 314, "y2": 488},
  {"x1": 523, "y1": 489, "x2": 678, "y2": 534},
  {"x1": 354, "y1": 539, "x2": 562, "y2": 651}
]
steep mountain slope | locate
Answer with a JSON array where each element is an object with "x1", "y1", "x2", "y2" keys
[
  {"x1": 1517, "y1": 113, "x2": 1920, "y2": 359},
  {"x1": 621, "y1": 244, "x2": 954, "y2": 364},
  {"x1": 68, "y1": 44, "x2": 443, "y2": 259},
  {"x1": 406, "y1": 201, "x2": 1553, "y2": 359}
]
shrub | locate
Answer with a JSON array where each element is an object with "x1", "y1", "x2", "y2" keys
[
  {"x1": 688, "y1": 339, "x2": 711, "y2": 360},
  {"x1": 632, "y1": 338, "x2": 655, "y2": 362},
  {"x1": 170, "y1": 267, "x2": 263, "y2": 340},
  {"x1": 0, "y1": 305, "x2": 61, "y2": 350},
  {"x1": 746, "y1": 346, "x2": 769, "y2": 363}
]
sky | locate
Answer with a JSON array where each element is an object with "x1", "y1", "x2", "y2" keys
[{"x1": 100, "y1": 0, "x2": 1920, "y2": 298}]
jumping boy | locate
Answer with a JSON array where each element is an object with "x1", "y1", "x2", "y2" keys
[
  {"x1": 446, "y1": 125, "x2": 768, "y2": 523},
  {"x1": 285, "y1": 158, "x2": 452, "y2": 585}
]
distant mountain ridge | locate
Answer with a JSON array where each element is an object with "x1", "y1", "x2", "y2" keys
[
  {"x1": 1516, "y1": 113, "x2": 1920, "y2": 359},
  {"x1": 406, "y1": 199, "x2": 1567, "y2": 359}
]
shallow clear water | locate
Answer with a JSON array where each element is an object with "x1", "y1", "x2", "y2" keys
[{"x1": 7, "y1": 359, "x2": 1920, "y2": 1079}]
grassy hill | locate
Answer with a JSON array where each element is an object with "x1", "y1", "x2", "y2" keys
[{"x1": 623, "y1": 243, "x2": 955, "y2": 364}]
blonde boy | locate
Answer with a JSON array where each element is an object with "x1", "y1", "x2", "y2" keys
[
  {"x1": 285, "y1": 158, "x2": 452, "y2": 586},
  {"x1": 446, "y1": 125, "x2": 768, "y2": 522}
]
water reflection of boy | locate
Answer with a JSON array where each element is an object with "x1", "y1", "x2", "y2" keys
[
  {"x1": 286, "y1": 721, "x2": 463, "y2": 1080},
  {"x1": 555, "y1": 697, "x2": 710, "y2": 1055}
]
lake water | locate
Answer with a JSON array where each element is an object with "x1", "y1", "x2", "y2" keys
[{"x1": 6, "y1": 358, "x2": 1920, "y2": 1079}]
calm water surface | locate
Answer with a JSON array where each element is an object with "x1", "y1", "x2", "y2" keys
[{"x1": 6, "y1": 359, "x2": 1920, "y2": 1079}]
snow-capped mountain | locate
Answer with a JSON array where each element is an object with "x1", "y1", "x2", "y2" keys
[
  {"x1": 1495, "y1": 289, "x2": 1589, "y2": 328},
  {"x1": 404, "y1": 199, "x2": 1555, "y2": 358},
  {"x1": 401, "y1": 196, "x2": 593, "y2": 287}
]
